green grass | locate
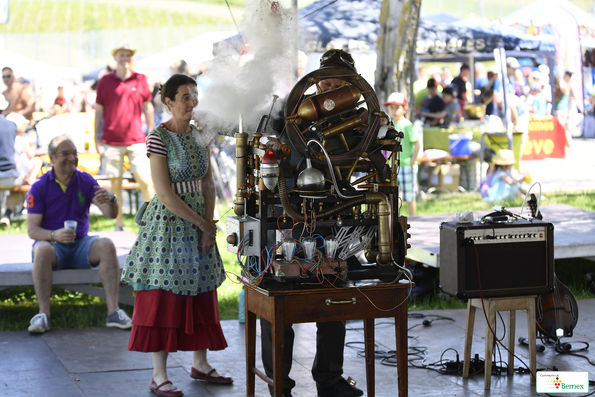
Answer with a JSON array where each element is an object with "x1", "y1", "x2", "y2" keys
[
  {"x1": 0, "y1": 1, "x2": 233, "y2": 34},
  {"x1": 1, "y1": 192, "x2": 594, "y2": 331}
]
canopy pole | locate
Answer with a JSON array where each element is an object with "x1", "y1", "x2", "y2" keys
[
  {"x1": 496, "y1": 47, "x2": 513, "y2": 151},
  {"x1": 291, "y1": 0, "x2": 299, "y2": 82},
  {"x1": 469, "y1": 53, "x2": 475, "y2": 103}
]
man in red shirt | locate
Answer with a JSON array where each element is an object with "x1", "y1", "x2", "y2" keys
[{"x1": 94, "y1": 42, "x2": 155, "y2": 231}]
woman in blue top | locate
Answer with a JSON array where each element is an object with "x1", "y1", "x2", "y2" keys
[
  {"x1": 122, "y1": 74, "x2": 232, "y2": 397},
  {"x1": 484, "y1": 149, "x2": 528, "y2": 203}
]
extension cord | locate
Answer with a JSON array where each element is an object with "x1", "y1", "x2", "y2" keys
[
  {"x1": 469, "y1": 354, "x2": 484, "y2": 373},
  {"x1": 445, "y1": 360, "x2": 461, "y2": 371}
]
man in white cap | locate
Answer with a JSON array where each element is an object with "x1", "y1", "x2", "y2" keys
[
  {"x1": 94, "y1": 42, "x2": 155, "y2": 231},
  {"x1": 385, "y1": 92, "x2": 420, "y2": 215}
]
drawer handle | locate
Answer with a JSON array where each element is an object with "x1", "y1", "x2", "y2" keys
[{"x1": 326, "y1": 297, "x2": 356, "y2": 305}]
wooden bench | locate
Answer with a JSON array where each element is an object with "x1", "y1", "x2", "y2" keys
[
  {"x1": 95, "y1": 179, "x2": 141, "y2": 214},
  {"x1": 0, "y1": 179, "x2": 141, "y2": 214},
  {"x1": 0, "y1": 231, "x2": 137, "y2": 306}
]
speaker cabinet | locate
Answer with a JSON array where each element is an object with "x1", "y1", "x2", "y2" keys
[{"x1": 439, "y1": 219, "x2": 554, "y2": 299}]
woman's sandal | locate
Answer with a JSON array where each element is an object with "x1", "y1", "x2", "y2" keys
[
  {"x1": 190, "y1": 367, "x2": 233, "y2": 384},
  {"x1": 150, "y1": 379, "x2": 184, "y2": 397}
]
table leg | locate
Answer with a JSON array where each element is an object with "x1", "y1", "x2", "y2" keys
[
  {"x1": 507, "y1": 310, "x2": 516, "y2": 376},
  {"x1": 395, "y1": 294, "x2": 408, "y2": 397},
  {"x1": 245, "y1": 297, "x2": 257, "y2": 397},
  {"x1": 463, "y1": 300, "x2": 476, "y2": 378},
  {"x1": 484, "y1": 300, "x2": 496, "y2": 389},
  {"x1": 272, "y1": 298, "x2": 285, "y2": 397},
  {"x1": 526, "y1": 298, "x2": 537, "y2": 386},
  {"x1": 364, "y1": 318, "x2": 375, "y2": 397}
]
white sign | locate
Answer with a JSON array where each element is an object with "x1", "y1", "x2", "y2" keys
[{"x1": 536, "y1": 371, "x2": 589, "y2": 393}]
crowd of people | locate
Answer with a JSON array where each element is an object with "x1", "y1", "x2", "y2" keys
[{"x1": 413, "y1": 58, "x2": 583, "y2": 145}]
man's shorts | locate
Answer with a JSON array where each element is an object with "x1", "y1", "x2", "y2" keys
[
  {"x1": 32, "y1": 235, "x2": 100, "y2": 270},
  {"x1": 101, "y1": 143, "x2": 149, "y2": 178},
  {"x1": 397, "y1": 164, "x2": 418, "y2": 203}
]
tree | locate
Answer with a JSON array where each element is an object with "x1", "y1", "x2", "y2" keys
[{"x1": 374, "y1": 0, "x2": 422, "y2": 110}]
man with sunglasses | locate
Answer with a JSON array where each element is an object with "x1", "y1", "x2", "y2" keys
[
  {"x1": 1, "y1": 66, "x2": 36, "y2": 121},
  {"x1": 25, "y1": 135, "x2": 132, "y2": 334}
]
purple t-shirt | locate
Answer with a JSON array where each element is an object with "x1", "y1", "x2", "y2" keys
[{"x1": 26, "y1": 169, "x2": 99, "y2": 240}]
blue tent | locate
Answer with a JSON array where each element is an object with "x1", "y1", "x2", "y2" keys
[
  {"x1": 417, "y1": 18, "x2": 555, "y2": 61},
  {"x1": 214, "y1": 0, "x2": 554, "y2": 61}
]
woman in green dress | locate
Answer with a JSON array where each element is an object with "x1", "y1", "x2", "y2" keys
[{"x1": 122, "y1": 74, "x2": 232, "y2": 397}]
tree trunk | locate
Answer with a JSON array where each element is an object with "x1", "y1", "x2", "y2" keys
[{"x1": 374, "y1": 0, "x2": 422, "y2": 113}]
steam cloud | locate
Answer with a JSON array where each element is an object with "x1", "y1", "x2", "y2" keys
[{"x1": 196, "y1": 0, "x2": 298, "y2": 137}]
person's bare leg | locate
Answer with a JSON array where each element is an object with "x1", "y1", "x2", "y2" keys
[
  {"x1": 5, "y1": 191, "x2": 20, "y2": 213},
  {"x1": 28, "y1": 157, "x2": 43, "y2": 184},
  {"x1": 31, "y1": 242, "x2": 57, "y2": 316},
  {"x1": 152, "y1": 351, "x2": 176, "y2": 391},
  {"x1": 110, "y1": 176, "x2": 124, "y2": 228},
  {"x1": 132, "y1": 171, "x2": 155, "y2": 202},
  {"x1": 192, "y1": 349, "x2": 224, "y2": 377},
  {"x1": 88, "y1": 237, "x2": 119, "y2": 314}
]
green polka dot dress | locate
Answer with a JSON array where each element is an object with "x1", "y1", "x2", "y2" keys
[{"x1": 122, "y1": 125, "x2": 225, "y2": 296}]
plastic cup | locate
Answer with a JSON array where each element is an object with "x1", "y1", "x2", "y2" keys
[{"x1": 64, "y1": 220, "x2": 77, "y2": 231}]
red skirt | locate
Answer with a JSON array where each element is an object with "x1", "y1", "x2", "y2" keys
[{"x1": 128, "y1": 289, "x2": 228, "y2": 353}]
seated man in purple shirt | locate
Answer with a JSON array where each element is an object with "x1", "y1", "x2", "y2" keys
[{"x1": 25, "y1": 135, "x2": 132, "y2": 334}]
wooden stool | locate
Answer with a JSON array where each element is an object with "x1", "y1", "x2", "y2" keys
[{"x1": 463, "y1": 296, "x2": 537, "y2": 389}]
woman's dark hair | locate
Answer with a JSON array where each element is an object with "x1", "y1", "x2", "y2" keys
[{"x1": 160, "y1": 74, "x2": 197, "y2": 111}]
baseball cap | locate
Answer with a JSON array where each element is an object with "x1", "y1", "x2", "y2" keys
[
  {"x1": 427, "y1": 65, "x2": 441, "y2": 76},
  {"x1": 506, "y1": 57, "x2": 520, "y2": 69},
  {"x1": 384, "y1": 92, "x2": 408, "y2": 109}
]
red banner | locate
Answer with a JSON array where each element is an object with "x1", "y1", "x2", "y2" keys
[{"x1": 522, "y1": 115, "x2": 566, "y2": 160}]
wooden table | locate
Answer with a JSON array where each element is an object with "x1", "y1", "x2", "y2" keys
[{"x1": 245, "y1": 282, "x2": 410, "y2": 397}]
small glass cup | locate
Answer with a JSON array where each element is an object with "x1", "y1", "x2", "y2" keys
[
  {"x1": 64, "y1": 220, "x2": 77, "y2": 231},
  {"x1": 302, "y1": 236, "x2": 316, "y2": 261},
  {"x1": 282, "y1": 239, "x2": 296, "y2": 262},
  {"x1": 325, "y1": 235, "x2": 339, "y2": 260}
]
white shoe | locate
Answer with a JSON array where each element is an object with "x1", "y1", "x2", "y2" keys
[
  {"x1": 0, "y1": 216, "x2": 9, "y2": 229},
  {"x1": 106, "y1": 309, "x2": 132, "y2": 329},
  {"x1": 28, "y1": 313, "x2": 50, "y2": 334}
]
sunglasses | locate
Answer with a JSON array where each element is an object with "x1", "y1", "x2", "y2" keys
[{"x1": 2, "y1": 75, "x2": 13, "y2": 79}]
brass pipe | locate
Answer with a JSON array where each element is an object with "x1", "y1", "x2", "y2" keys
[
  {"x1": 391, "y1": 142, "x2": 399, "y2": 187},
  {"x1": 364, "y1": 192, "x2": 392, "y2": 266},
  {"x1": 234, "y1": 133, "x2": 248, "y2": 215},
  {"x1": 333, "y1": 166, "x2": 343, "y2": 181},
  {"x1": 352, "y1": 171, "x2": 378, "y2": 186},
  {"x1": 321, "y1": 115, "x2": 362, "y2": 139},
  {"x1": 346, "y1": 159, "x2": 359, "y2": 181}
]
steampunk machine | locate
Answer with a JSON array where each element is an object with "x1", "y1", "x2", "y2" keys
[{"x1": 226, "y1": 56, "x2": 410, "y2": 288}]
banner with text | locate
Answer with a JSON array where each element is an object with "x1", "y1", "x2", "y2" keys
[{"x1": 522, "y1": 115, "x2": 566, "y2": 160}]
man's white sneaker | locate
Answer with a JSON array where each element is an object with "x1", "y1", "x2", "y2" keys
[
  {"x1": 106, "y1": 309, "x2": 132, "y2": 329},
  {"x1": 28, "y1": 313, "x2": 50, "y2": 334}
]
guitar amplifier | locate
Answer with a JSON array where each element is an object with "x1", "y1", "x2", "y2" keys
[{"x1": 439, "y1": 218, "x2": 554, "y2": 299}]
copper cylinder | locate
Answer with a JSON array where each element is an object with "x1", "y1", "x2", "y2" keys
[
  {"x1": 297, "y1": 86, "x2": 361, "y2": 122},
  {"x1": 364, "y1": 192, "x2": 391, "y2": 265},
  {"x1": 321, "y1": 115, "x2": 363, "y2": 139},
  {"x1": 234, "y1": 133, "x2": 248, "y2": 215}
]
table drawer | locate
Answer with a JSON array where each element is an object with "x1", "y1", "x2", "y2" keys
[{"x1": 282, "y1": 287, "x2": 404, "y2": 323}]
